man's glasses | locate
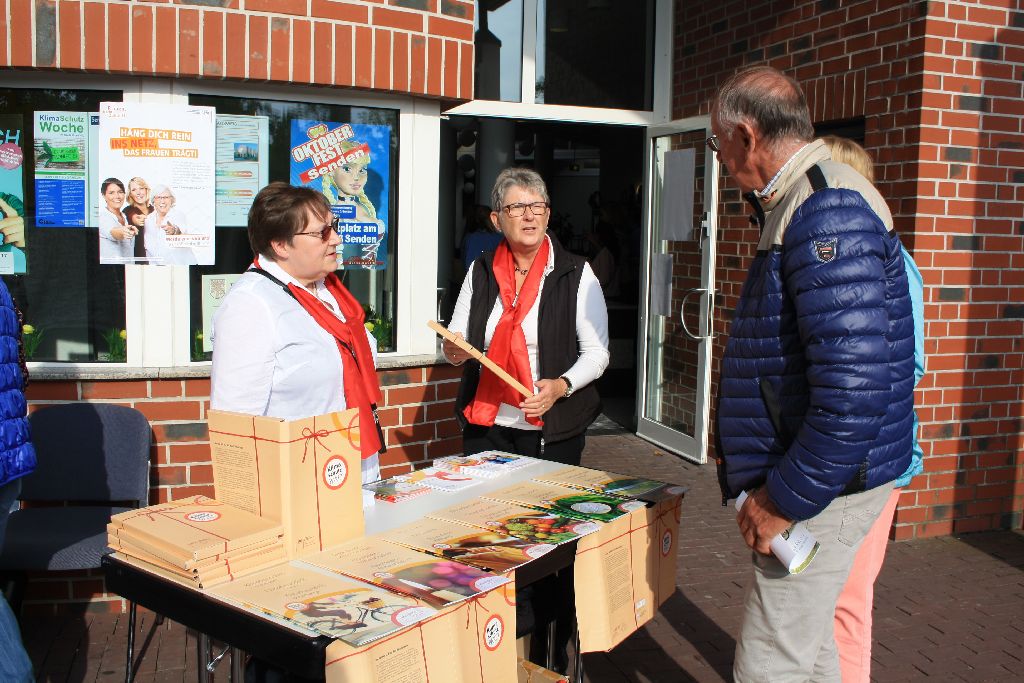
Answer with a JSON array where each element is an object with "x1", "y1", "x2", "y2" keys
[
  {"x1": 295, "y1": 216, "x2": 341, "y2": 241},
  {"x1": 706, "y1": 135, "x2": 720, "y2": 153},
  {"x1": 503, "y1": 202, "x2": 550, "y2": 217}
]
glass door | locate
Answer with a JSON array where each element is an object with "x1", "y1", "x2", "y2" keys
[{"x1": 635, "y1": 119, "x2": 718, "y2": 463}]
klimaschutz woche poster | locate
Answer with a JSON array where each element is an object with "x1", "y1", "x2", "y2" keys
[
  {"x1": 98, "y1": 102, "x2": 216, "y2": 265},
  {"x1": 33, "y1": 111, "x2": 89, "y2": 228},
  {"x1": 0, "y1": 116, "x2": 28, "y2": 274},
  {"x1": 289, "y1": 120, "x2": 390, "y2": 270}
]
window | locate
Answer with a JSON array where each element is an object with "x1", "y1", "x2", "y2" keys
[
  {"x1": 475, "y1": 0, "x2": 524, "y2": 102},
  {"x1": 187, "y1": 95, "x2": 401, "y2": 358},
  {"x1": 0, "y1": 87, "x2": 127, "y2": 363}
]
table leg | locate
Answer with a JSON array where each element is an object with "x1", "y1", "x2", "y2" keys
[
  {"x1": 231, "y1": 648, "x2": 246, "y2": 682},
  {"x1": 545, "y1": 618, "x2": 557, "y2": 671},
  {"x1": 572, "y1": 626, "x2": 584, "y2": 683},
  {"x1": 197, "y1": 632, "x2": 213, "y2": 683}
]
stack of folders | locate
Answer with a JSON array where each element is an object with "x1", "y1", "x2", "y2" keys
[
  {"x1": 433, "y1": 451, "x2": 539, "y2": 479},
  {"x1": 107, "y1": 495, "x2": 287, "y2": 589}
]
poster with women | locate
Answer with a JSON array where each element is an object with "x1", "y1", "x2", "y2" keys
[
  {"x1": 289, "y1": 120, "x2": 390, "y2": 270},
  {"x1": 0, "y1": 115, "x2": 28, "y2": 275},
  {"x1": 97, "y1": 102, "x2": 216, "y2": 265}
]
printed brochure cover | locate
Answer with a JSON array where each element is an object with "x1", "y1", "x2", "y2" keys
[
  {"x1": 208, "y1": 563, "x2": 436, "y2": 647},
  {"x1": 303, "y1": 537, "x2": 510, "y2": 609},
  {"x1": 428, "y1": 498, "x2": 600, "y2": 546},
  {"x1": 392, "y1": 467, "x2": 481, "y2": 493},
  {"x1": 484, "y1": 481, "x2": 647, "y2": 523},
  {"x1": 533, "y1": 465, "x2": 686, "y2": 502},
  {"x1": 381, "y1": 517, "x2": 555, "y2": 574}
]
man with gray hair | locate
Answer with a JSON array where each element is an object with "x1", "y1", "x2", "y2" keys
[{"x1": 710, "y1": 66, "x2": 916, "y2": 681}]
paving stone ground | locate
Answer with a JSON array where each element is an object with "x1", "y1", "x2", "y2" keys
[{"x1": 17, "y1": 430, "x2": 1024, "y2": 682}]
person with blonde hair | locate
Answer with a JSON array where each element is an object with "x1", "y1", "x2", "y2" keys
[
  {"x1": 321, "y1": 140, "x2": 377, "y2": 223},
  {"x1": 822, "y1": 135, "x2": 925, "y2": 683}
]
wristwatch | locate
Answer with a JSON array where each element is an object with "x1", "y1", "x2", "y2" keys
[{"x1": 559, "y1": 376, "x2": 574, "y2": 398}]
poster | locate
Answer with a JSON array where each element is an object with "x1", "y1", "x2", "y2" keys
[
  {"x1": 33, "y1": 112, "x2": 89, "y2": 228},
  {"x1": 201, "y1": 273, "x2": 241, "y2": 353},
  {"x1": 289, "y1": 120, "x2": 390, "y2": 270},
  {"x1": 661, "y1": 148, "x2": 695, "y2": 241},
  {"x1": 98, "y1": 102, "x2": 216, "y2": 265},
  {"x1": 215, "y1": 114, "x2": 269, "y2": 227},
  {"x1": 0, "y1": 115, "x2": 28, "y2": 274}
]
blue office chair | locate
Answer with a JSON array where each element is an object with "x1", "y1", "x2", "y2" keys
[{"x1": 0, "y1": 402, "x2": 152, "y2": 683}]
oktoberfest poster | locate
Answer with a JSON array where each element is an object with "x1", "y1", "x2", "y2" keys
[
  {"x1": 33, "y1": 111, "x2": 89, "y2": 228},
  {"x1": 289, "y1": 120, "x2": 390, "y2": 270},
  {"x1": 98, "y1": 102, "x2": 216, "y2": 265},
  {"x1": 0, "y1": 115, "x2": 28, "y2": 274}
]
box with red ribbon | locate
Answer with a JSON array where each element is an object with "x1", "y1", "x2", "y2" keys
[{"x1": 208, "y1": 408, "x2": 364, "y2": 559}]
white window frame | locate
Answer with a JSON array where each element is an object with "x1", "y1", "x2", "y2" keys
[
  {"x1": 448, "y1": 0, "x2": 673, "y2": 127},
  {"x1": 13, "y1": 72, "x2": 440, "y2": 370}
]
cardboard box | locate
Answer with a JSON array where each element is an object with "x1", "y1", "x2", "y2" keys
[
  {"x1": 572, "y1": 491, "x2": 683, "y2": 653},
  {"x1": 208, "y1": 409, "x2": 364, "y2": 558},
  {"x1": 323, "y1": 577, "x2": 518, "y2": 683},
  {"x1": 517, "y1": 658, "x2": 569, "y2": 683}
]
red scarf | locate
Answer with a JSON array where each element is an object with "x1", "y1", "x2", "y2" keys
[
  {"x1": 463, "y1": 238, "x2": 549, "y2": 428},
  {"x1": 253, "y1": 260, "x2": 383, "y2": 459}
]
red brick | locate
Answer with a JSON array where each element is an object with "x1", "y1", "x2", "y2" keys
[
  {"x1": 135, "y1": 400, "x2": 203, "y2": 422},
  {"x1": 71, "y1": 579, "x2": 106, "y2": 600},
  {"x1": 426, "y1": 36, "x2": 442, "y2": 96},
  {"x1": 401, "y1": 404, "x2": 426, "y2": 425},
  {"x1": 386, "y1": 384, "x2": 432, "y2": 407},
  {"x1": 153, "y1": 465, "x2": 188, "y2": 486},
  {"x1": 334, "y1": 23, "x2": 353, "y2": 86},
  {"x1": 57, "y1": 0, "x2": 82, "y2": 70},
  {"x1": 184, "y1": 378, "x2": 211, "y2": 398},
  {"x1": 190, "y1": 464, "x2": 213, "y2": 485},
  {"x1": 392, "y1": 422, "x2": 435, "y2": 443},
  {"x1": 201, "y1": 8, "x2": 223, "y2": 77},
  {"x1": 26, "y1": 382, "x2": 79, "y2": 400},
  {"x1": 373, "y1": 7, "x2": 423, "y2": 32},
  {"x1": 108, "y1": 1, "x2": 131, "y2": 72},
  {"x1": 151, "y1": 421, "x2": 209, "y2": 443},
  {"x1": 179, "y1": 8, "x2": 200, "y2": 75},
  {"x1": 9, "y1": 0, "x2": 31, "y2": 66},
  {"x1": 377, "y1": 406, "x2": 401, "y2": 428},
  {"x1": 459, "y1": 41, "x2": 472, "y2": 99},
  {"x1": 442, "y1": 39, "x2": 458, "y2": 98},
  {"x1": 131, "y1": 5, "x2": 154, "y2": 73},
  {"x1": 374, "y1": 28, "x2": 391, "y2": 90},
  {"x1": 166, "y1": 443, "x2": 210, "y2": 465},
  {"x1": 410, "y1": 34, "x2": 426, "y2": 93},
  {"x1": 427, "y1": 15, "x2": 472, "y2": 41},
  {"x1": 311, "y1": 0, "x2": 367, "y2": 23},
  {"x1": 286, "y1": 18, "x2": 309, "y2": 84},
  {"x1": 270, "y1": 16, "x2": 290, "y2": 82},
  {"x1": 312, "y1": 21, "x2": 332, "y2": 85},
  {"x1": 150, "y1": 6, "x2": 178, "y2": 75},
  {"x1": 392, "y1": 30, "x2": 409, "y2": 92},
  {"x1": 224, "y1": 10, "x2": 247, "y2": 79},
  {"x1": 82, "y1": 381, "x2": 149, "y2": 400},
  {"x1": 354, "y1": 25, "x2": 372, "y2": 88},
  {"x1": 0, "y1": 0, "x2": 7, "y2": 68},
  {"x1": 426, "y1": 437, "x2": 461, "y2": 458},
  {"x1": 435, "y1": 381, "x2": 459, "y2": 400},
  {"x1": 424, "y1": 364, "x2": 462, "y2": 383},
  {"x1": 436, "y1": 419, "x2": 460, "y2": 439},
  {"x1": 379, "y1": 443, "x2": 424, "y2": 467},
  {"x1": 247, "y1": 0, "x2": 305, "y2": 15},
  {"x1": 425, "y1": 400, "x2": 455, "y2": 422},
  {"x1": 168, "y1": 485, "x2": 216, "y2": 500}
]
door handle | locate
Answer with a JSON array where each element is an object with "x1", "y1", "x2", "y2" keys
[{"x1": 679, "y1": 288, "x2": 712, "y2": 342}]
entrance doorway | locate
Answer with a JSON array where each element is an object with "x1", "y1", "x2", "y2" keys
[{"x1": 438, "y1": 117, "x2": 645, "y2": 431}]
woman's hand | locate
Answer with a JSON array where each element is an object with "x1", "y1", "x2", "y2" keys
[
  {"x1": 111, "y1": 225, "x2": 138, "y2": 241},
  {"x1": 162, "y1": 221, "x2": 182, "y2": 235},
  {"x1": 520, "y1": 378, "x2": 568, "y2": 418},
  {"x1": 0, "y1": 197, "x2": 26, "y2": 248},
  {"x1": 442, "y1": 332, "x2": 471, "y2": 365}
]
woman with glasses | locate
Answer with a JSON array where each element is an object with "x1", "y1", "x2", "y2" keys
[
  {"x1": 143, "y1": 184, "x2": 197, "y2": 265},
  {"x1": 444, "y1": 166, "x2": 610, "y2": 466},
  {"x1": 211, "y1": 182, "x2": 383, "y2": 502}
]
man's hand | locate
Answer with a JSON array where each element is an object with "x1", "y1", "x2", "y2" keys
[{"x1": 736, "y1": 487, "x2": 793, "y2": 555}]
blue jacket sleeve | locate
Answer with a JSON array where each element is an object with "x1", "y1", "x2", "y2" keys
[{"x1": 765, "y1": 190, "x2": 894, "y2": 520}]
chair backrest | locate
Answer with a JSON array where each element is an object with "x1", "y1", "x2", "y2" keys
[{"x1": 23, "y1": 403, "x2": 152, "y2": 507}]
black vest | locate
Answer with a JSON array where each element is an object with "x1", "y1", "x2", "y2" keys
[{"x1": 454, "y1": 237, "x2": 602, "y2": 443}]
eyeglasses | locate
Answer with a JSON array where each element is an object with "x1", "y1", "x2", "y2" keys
[
  {"x1": 295, "y1": 216, "x2": 341, "y2": 241},
  {"x1": 503, "y1": 202, "x2": 549, "y2": 217},
  {"x1": 705, "y1": 135, "x2": 720, "y2": 153}
]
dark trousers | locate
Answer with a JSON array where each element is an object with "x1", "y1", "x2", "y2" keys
[
  {"x1": 462, "y1": 423, "x2": 585, "y2": 466},
  {"x1": 462, "y1": 423, "x2": 582, "y2": 673}
]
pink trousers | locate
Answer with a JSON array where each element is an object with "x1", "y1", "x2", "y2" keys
[{"x1": 833, "y1": 488, "x2": 901, "y2": 683}]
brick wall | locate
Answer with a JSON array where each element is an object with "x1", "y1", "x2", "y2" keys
[
  {"x1": 673, "y1": 0, "x2": 1024, "y2": 539},
  {"x1": 21, "y1": 363, "x2": 462, "y2": 614},
  {"x1": 3, "y1": 0, "x2": 475, "y2": 100}
]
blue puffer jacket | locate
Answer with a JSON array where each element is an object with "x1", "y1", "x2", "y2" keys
[
  {"x1": 0, "y1": 281, "x2": 35, "y2": 487},
  {"x1": 716, "y1": 158, "x2": 915, "y2": 522}
]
